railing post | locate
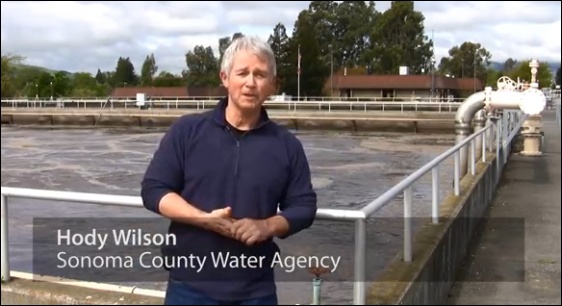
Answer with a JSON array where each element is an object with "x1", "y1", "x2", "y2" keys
[
  {"x1": 495, "y1": 118, "x2": 502, "y2": 184},
  {"x1": 482, "y1": 127, "x2": 487, "y2": 162},
  {"x1": 353, "y1": 218, "x2": 366, "y2": 305},
  {"x1": 454, "y1": 151, "x2": 460, "y2": 196},
  {"x1": 403, "y1": 186, "x2": 413, "y2": 262},
  {"x1": 431, "y1": 166, "x2": 439, "y2": 224},
  {"x1": 470, "y1": 139, "x2": 476, "y2": 175},
  {"x1": 1, "y1": 194, "x2": 9, "y2": 282}
]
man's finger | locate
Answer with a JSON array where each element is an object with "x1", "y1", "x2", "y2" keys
[
  {"x1": 240, "y1": 230, "x2": 254, "y2": 245},
  {"x1": 233, "y1": 220, "x2": 250, "y2": 240},
  {"x1": 245, "y1": 234, "x2": 258, "y2": 246}
]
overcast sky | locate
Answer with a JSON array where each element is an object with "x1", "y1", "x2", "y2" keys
[{"x1": 1, "y1": 1, "x2": 560, "y2": 75}]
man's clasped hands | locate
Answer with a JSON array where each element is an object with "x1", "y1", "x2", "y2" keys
[{"x1": 202, "y1": 207, "x2": 273, "y2": 246}]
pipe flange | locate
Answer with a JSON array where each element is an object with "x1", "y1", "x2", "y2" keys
[
  {"x1": 454, "y1": 122, "x2": 472, "y2": 135},
  {"x1": 484, "y1": 86, "x2": 493, "y2": 108}
]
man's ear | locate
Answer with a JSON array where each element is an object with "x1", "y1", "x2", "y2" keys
[{"x1": 220, "y1": 71, "x2": 228, "y2": 88}]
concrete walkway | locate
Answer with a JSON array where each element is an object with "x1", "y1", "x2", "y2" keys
[{"x1": 448, "y1": 110, "x2": 561, "y2": 305}]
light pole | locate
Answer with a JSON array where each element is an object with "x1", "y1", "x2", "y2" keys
[
  {"x1": 431, "y1": 56, "x2": 435, "y2": 98},
  {"x1": 50, "y1": 81, "x2": 53, "y2": 100},
  {"x1": 328, "y1": 44, "x2": 333, "y2": 97}
]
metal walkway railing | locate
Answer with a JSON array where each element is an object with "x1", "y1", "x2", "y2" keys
[{"x1": 0, "y1": 110, "x2": 527, "y2": 305}]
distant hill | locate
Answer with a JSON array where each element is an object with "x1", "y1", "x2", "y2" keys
[
  {"x1": 490, "y1": 61, "x2": 560, "y2": 74},
  {"x1": 13, "y1": 63, "x2": 74, "y2": 78}
]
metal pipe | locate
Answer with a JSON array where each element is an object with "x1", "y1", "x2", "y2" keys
[
  {"x1": 455, "y1": 87, "x2": 524, "y2": 178},
  {"x1": 455, "y1": 91, "x2": 486, "y2": 179},
  {"x1": 473, "y1": 109, "x2": 487, "y2": 161},
  {"x1": 312, "y1": 278, "x2": 322, "y2": 304},
  {"x1": 0, "y1": 187, "x2": 365, "y2": 221},
  {"x1": 353, "y1": 219, "x2": 366, "y2": 305}
]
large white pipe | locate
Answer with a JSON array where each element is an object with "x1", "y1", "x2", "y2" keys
[
  {"x1": 455, "y1": 85, "x2": 547, "y2": 178},
  {"x1": 473, "y1": 109, "x2": 487, "y2": 161}
]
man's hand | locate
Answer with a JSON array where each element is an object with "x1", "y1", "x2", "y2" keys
[
  {"x1": 200, "y1": 207, "x2": 235, "y2": 238},
  {"x1": 231, "y1": 218, "x2": 273, "y2": 246}
]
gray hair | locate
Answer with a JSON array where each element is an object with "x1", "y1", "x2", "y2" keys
[{"x1": 220, "y1": 35, "x2": 277, "y2": 78}]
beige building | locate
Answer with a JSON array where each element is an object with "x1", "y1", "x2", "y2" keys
[{"x1": 325, "y1": 74, "x2": 483, "y2": 100}]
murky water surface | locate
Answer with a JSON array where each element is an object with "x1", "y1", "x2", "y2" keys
[{"x1": 1, "y1": 126, "x2": 455, "y2": 304}]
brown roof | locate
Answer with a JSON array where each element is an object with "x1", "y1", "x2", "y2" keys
[
  {"x1": 328, "y1": 75, "x2": 483, "y2": 91},
  {"x1": 111, "y1": 87, "x2": 188, "y2": 98},
  {"x1": 111, "y1": 86, "x2": 228, "y2": 98},
  {"x1": 186, "y1": 86, "x2": 227, "y2": 97}
]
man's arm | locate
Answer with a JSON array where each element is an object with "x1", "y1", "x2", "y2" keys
[
  {"x1": 273, "y1": 135, "x2": 318, "y2": 239},
  {"x1": 140, "y1": 118, "x2": 215, "y2": 228}
]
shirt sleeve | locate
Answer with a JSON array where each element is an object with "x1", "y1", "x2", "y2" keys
[
  {"x1": 278, "y1": 135, "x2": 318, "y2": 238},
  {"x1": 140, "y1": 118, "x2": 187, "y2": 214}
]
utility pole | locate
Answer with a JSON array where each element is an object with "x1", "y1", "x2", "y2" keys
[
  {"x1": 330, "y1": 49, "x2": 333, "y2": 96},
  {"x1": 297, "y1": 44, "x2": 301, "y2": 101},
  {"x1": 431, "y1": 29, "x2": 435, "y2": 99}
]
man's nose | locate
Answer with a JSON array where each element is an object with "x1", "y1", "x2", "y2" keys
[{"x1": 245, "y1": 74, "x2": 257, "y2": 86}]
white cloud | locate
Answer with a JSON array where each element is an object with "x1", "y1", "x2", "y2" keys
[{"x1": 1, "y1": 1, "x2": 560, "y2": 75}]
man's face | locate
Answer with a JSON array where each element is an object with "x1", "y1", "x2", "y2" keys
[{"x1": 220, "y1": 50, "x2": 275, "y2": 111}]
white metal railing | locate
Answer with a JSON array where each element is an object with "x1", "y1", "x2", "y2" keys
[
  {"x1": 0, "y1": 110, "x2": 526, "y2": 305},
  {"x1": 0, "y1": 99, "x2": 462, "y2": 113},
  {"x1": 3, "y1": 96, "x2": 467, "y2": 103}
]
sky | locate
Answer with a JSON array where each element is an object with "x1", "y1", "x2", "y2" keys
[{"x1": 1, "y1": 1, "x2": 560, "y2": 76}]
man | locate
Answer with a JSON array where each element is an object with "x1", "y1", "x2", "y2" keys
[{"x1": 140, "y1": 35, "x2": 318, "y2": 305}]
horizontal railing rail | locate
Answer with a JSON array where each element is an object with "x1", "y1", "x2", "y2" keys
[
  {"x1": 1, "y1": 99, "x2": 462, "y2": 113},
  {"x1": 0, "y1": 109, "x2": 526, "y2": 305},
  {"x1": 3, "y1": 96, "x2": 467, "y2": 103}
]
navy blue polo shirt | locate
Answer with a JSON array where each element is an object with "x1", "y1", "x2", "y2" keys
[{"x1": 141, "y1": 97, "x2": 318, "y2": 301}]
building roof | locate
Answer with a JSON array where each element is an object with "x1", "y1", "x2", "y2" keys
[
  {"x1": 327, "y1": 74, "x2": 483, "y2": 91},
  {"x1": 110, "y1": 86, "x2": 227, "y2": 98}
]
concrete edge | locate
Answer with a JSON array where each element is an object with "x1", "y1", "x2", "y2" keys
[
  {"x1": 1, "y1": 271, "x2": 165, "y2": 305},
  {"x1": 1, "y1": 112, "x2": 456, "y2": 133},
  {"x1": 366, "y1": 152, "x2": 497, "y2": 304},
  {"x1": 6, "y1": 271, "x2": 165, "y2": 298}
]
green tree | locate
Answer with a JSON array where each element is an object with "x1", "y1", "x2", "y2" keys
[
  {"x1": 1, "y1": 53, "x2": 25, "y2": 98},
  {"x1": 334, "y1": 1, "x2": 378, "y2": 69},
  {"x1": 439, "y1": 42, "x2": 492, "y2": 86},
  {"x1": 11, "y1": 65, "x2": 44, "y2": 97},
  {"x1": 268, "y1": 23, "x2": 292, "y2": 94},
  {"x1": 51, "y1": 71, "x2": 72, "y2": 97},
  {"x1": 486, "y1": 68, "x2": 503, "y2": 88},
  {"x1": 290, "y1": 11, "x2": 329, "y2": 96},
  {"x1": 502, "y1": 58, "x2": 518, "y2": 73},
  {"x1": 369, "y1": 1, "x2": 433, "y2": 74},
  {"x1": 140, "y1": 53, "x2": 158, "y2": 86},
  {"x1": 95, "y1": 69, "x2": 106, "y2": 84},
  {"x1": 70, "y1": 72, "x2": 108, "y2": 97},
  {"x1": 305, "y1": 1, "x2": 379, "y2": 72},
  {"x1": 153, "y1": 71, "x2": 185, "y2": 87},
  {"x1": 113, "y1": 57, "x2": 138, "y2": 87},
  {"x1": 185, "y1": 45, "x2": 219, "y2": 87}
]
